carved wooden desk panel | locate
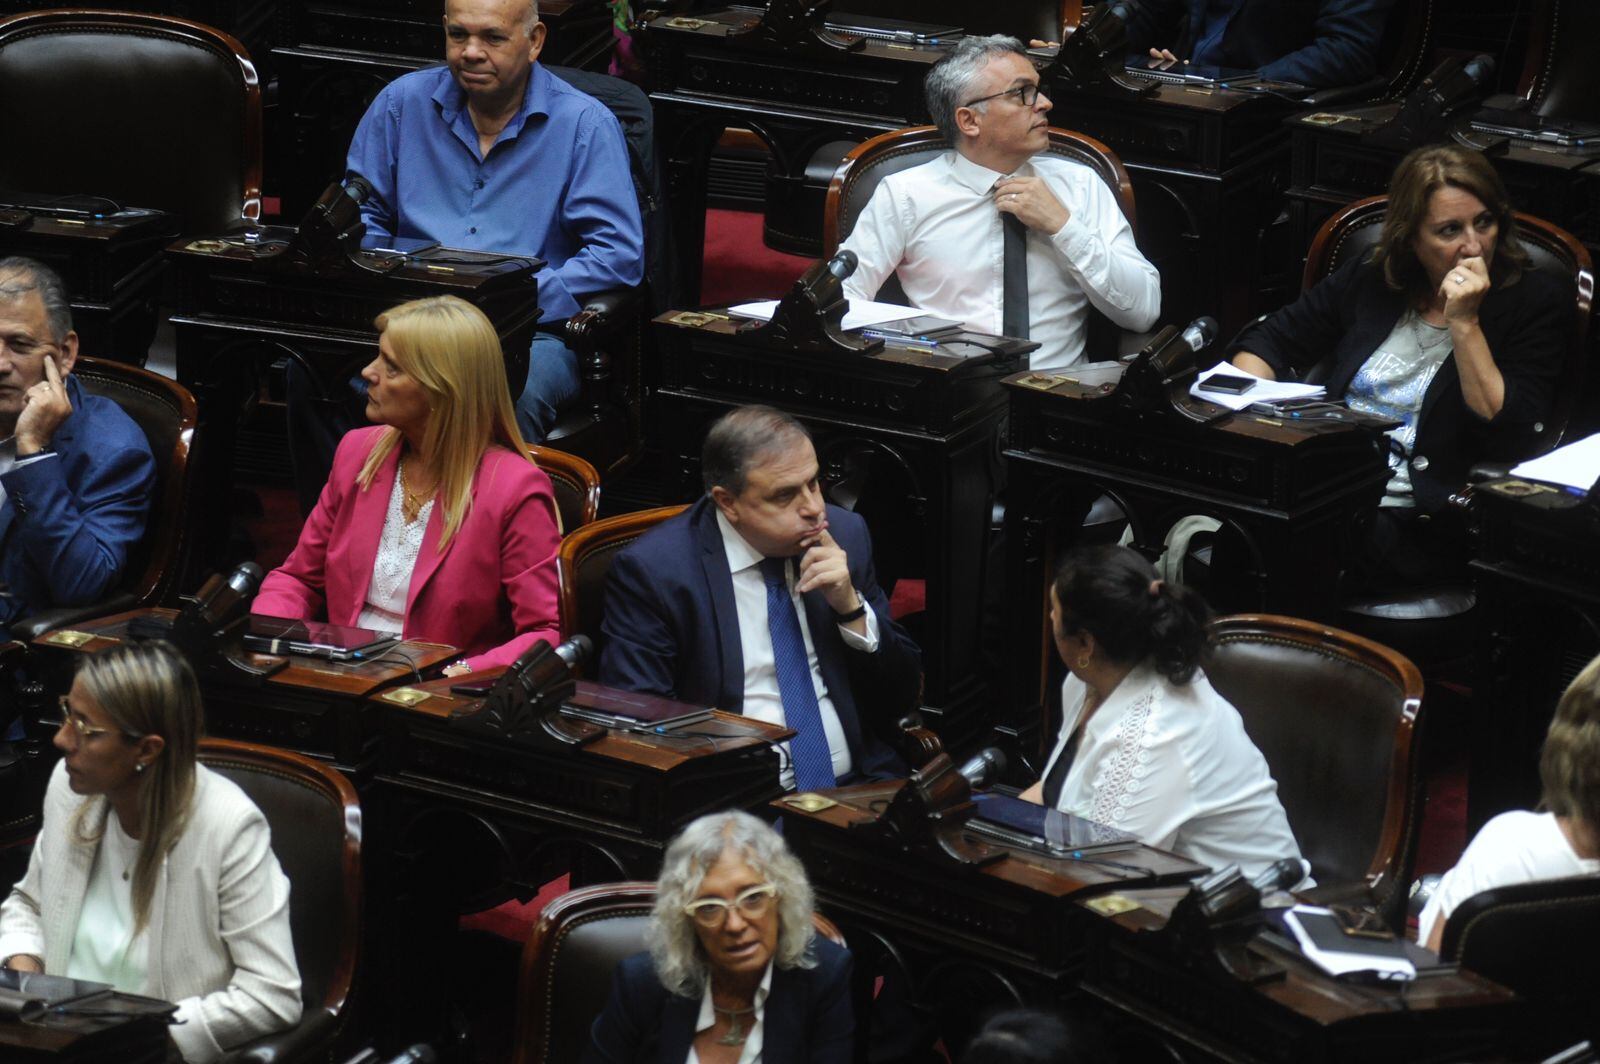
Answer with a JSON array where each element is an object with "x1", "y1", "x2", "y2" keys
[
  {"x1": 654, "y1": 312, "x2": 1032, "y2": 750},
  {"x1": 1003, "y1": 368, "x2": 1390, "y2": 709}
]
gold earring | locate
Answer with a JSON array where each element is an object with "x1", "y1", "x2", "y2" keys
[{"x1": 1076, "y1": 656, "x2": 1090, "y2": 669}]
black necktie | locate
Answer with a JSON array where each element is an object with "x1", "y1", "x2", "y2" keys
[{"x1": 1002, "y1": 212, "x2": 1030, "y2": 340}]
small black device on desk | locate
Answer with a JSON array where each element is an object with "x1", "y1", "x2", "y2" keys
[{"x1": 1197, "y1": 372, "x2": 1257, "y2": 395}]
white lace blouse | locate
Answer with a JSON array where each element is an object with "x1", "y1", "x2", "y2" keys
[
  {"x1": 355, "y1": 468, "x2": 433, "y2": 635},
  {"x1": 1041, "y1": 663, "x2": 1306, "y2": 881}
]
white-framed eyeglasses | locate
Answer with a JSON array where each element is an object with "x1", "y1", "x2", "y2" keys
[
  {"x1": 52, "y1": 696, "x2": 140, "y2": 742},
  {"x1": 684, "y1": 883, "x2": 778, "y2": 928}
]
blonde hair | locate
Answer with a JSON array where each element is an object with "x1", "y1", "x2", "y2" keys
[
  {"x1": 1541, "y1": 652, "x2": 1600, "y2": 845},
  {"x1": 358, "y1": 295, "x2": 531, "y2": 548},
  {"x1": 71, "y1": 642, "x2": 203, "y2": 935}
]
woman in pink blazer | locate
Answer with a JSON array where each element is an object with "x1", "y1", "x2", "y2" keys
[{"x1": 253, "y1": 295, "x2": 561, "y2": 674}]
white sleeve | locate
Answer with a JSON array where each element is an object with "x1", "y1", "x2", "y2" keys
[
  {"x1": 167, "y1": 809, "x2": 303, "y2": 1062},
  {"x1": 836, "y1": 599, "x2": 879, "y2": 652},
  {"x1": 1416, "y1": 815, "x2": 1522, "y2": 948},
  {"x1": 1083, "y1": 685, "x2": 1196, "y2": 851},
  {"x1": 839, "y1": 180, "x2": 907, "y2": 308},
  {"x1": 1047, "y1": 174, "x2": 1162, "y2": 333}
]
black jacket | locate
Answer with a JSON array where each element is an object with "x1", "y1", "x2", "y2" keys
[{"x1": 1230, "y1": 254, "x2": 1572, "y2": 514}]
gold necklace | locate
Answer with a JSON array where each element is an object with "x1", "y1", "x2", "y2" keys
[{"x1": 398, "y1": 459, "x2": 436, "y2": 523}]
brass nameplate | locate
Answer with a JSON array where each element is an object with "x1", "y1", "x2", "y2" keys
[
  {"x1": 1487, "y1": 479, "x2": 1556, "y2": 498},
  {"x1": 1014, "y1": 373, "x2": 1069, "y2": 391},
  {"x1": 1303, "y1": 112, "x2": 1360, "y2": 127},
  {"x1": 183, "y1": 239, "x2": 229, "y2": 253},
  {"x1": 39, "y1": 629, "x2": 94, "y2": 648},
  {"x1": 1084, "y1": 894, "x2": 1142, "y2": 917},
  {"x1": 667, "y1": 310, "x2": 727, "y2": 328},
  {"x1": 664, "y1": 16, "x2": 711, "y2": 28},
  {"x1": 779, "y1": 793, "x2": 838, "y2": 813},
  {"x1": 380, "y1": 687, "x2": 432, "y2": 707}
]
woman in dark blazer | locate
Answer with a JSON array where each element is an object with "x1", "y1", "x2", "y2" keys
[
  {"x1": 583, "y1": 811, "x2": 853, "y2": 1064},
  {"x1": 1230, "y1": 144, "x2": 1572, "y2": 587}
]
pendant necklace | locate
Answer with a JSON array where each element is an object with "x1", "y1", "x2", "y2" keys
[{"x1": 714, "y1": 1002, "x2": 758, "y2": 1046}]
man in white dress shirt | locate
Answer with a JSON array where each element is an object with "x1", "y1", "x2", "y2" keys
[
  {"x1": 599, "y1": 405, "x2": 922, "y2": 787},
  {"x1": 841, "y1": 35, "x2": 1161, "y2": 370}
]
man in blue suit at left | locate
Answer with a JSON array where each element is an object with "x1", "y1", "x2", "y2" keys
[
  {"x1": 601, "y1": 405, "x2": 922, "y2": 788},
  {"x1": 0, "y1": 258, "x2": 154, "y2": 638}
]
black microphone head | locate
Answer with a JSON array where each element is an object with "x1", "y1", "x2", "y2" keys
[
  {"x1": 956, "y1": 747, "x2": 1008, "y2": 788},
  {"x1": 344, "y1": 174, "x2": 374, "y2": 205},
  {"x1": 554, "y1": 634, "x2": 593, "y2": 668},
  {"x1": 226, "y1": 561, "x2": 264, "y2": 593},
  {"x1": 1182, "y1": 315, "x2": 1219, "y2": 351},
  {"x1": 827, "y1": 249, "x2": 858, "y2": 280}
]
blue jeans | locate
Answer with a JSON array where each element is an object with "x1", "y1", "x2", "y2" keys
[{"x1": 286, "y1": 330, "x2": 581, "y2": 515}]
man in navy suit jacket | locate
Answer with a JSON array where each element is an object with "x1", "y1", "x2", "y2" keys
[
  {"x1": 1123, "y1": 0, "x2": 1397, "y2": 89},
  {"x1": 0, "y1": 258, "x2": 155, "y2": 636},
  {"x1": 600, "y1": 405, "x2": 921, "y2": 784}
]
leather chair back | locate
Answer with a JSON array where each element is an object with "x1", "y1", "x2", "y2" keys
[
  {"x1": 1205, "y1": 614, "x2": 1424, "y2": 928},
  {"x1": 557, "y1": 504, "x2": 687, "y2": 649},
  {"x1": 198, "y1": 739, "x2": 361, "y2": 1051},
  {"x1": 824, "y1": 125, "x2": 1136, "y2": 307},
  {"x1": 1516, "y1": 0, "x2": 1600, "y2": 122},
  {"x1": 512, "y1": 882, "x2": 846, "y2": 1064},
  {"x1": 73, "y1": 357, "x2": 197, "y2": 609},
  {"x1": 1301, "y1": 195, "x2": 1594, "y2": 453},
  {"x1": 529, "y1": 445, "x2": 602, "y2": 534},
  {"x1": 1441, "y1": 873, "x2": 1600, "y2": 1032},
  {"x1": 0, "y1": 10, "x2": 262, "y2": 234}
]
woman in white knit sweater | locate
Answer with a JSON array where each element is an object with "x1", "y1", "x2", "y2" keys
[{"x1": 0, "y1": 641, "x2": 301, "y2": 1062}]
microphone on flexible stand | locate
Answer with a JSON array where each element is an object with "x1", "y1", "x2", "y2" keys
[
  {"x1": 1120, "y1": 315, "x2": 1218, "y2": 409},
  {"x1": 1364, "y1": 54, "x2": 1496, "y2": 151},
  {"x1": 955, "y1": 747, "x2": 1009, "y2": 790},
  {"x1": 1250, "y1": 857, "x2": 1312, "y2": 895},
  {"x1": 757, "y1": 248, "x2": 879, "y2": 354}
]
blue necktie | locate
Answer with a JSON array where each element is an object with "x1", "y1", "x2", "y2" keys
[{"x1": 759, "y1": 556, "x2": 837, "y2": 791}]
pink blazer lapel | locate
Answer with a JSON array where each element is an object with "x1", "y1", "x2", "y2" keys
[
  {"x1": 337, "y1": 446, "x2": 402, "y2": 626},
  {"x1": 403, "y1": 498, "x2": 453, "y2": 625}
]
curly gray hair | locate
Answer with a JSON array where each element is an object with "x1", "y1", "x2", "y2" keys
[
  {"x1": 923, "y1": 34, "x2": 1029, "y2": 143},
  {"x1": 647, "y1": 811, "x2": 818, "y2": 998}
]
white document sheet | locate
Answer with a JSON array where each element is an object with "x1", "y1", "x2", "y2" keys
[
  {"x1": 1188, "y1": 364, "x2": 1326, "y2": 412},
  {"x1": 1510, "y1": 432, "x2": 1600, "y2": 492},
  {"x1": 1284, "y1": 905, "x2": 1416, "y2": 980},
  {"x1": 727, "y1": 298, "x2": 948, "y2": 332}
]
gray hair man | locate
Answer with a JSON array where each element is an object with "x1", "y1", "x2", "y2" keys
[
  {"x1": 841, "y1": 35, "x2": 1161, "y2": 370},
  {"x1": 0, "y1": 257, "x2": 154, "y2": 634}
]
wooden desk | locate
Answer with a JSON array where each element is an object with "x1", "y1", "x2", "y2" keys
[
  {"x1": 780, "y1": 786, "x2": 1527, "y2": 1062},
  {"x1": 31, "y1": 608, "x2": 454, "y2": 775},
  {"x1": 166, "y1": 229, "x2": 539, "y2": 571},
  {"x1": 653, "y1": 310, "x2": 1034, "y2": 749},
  {"x1": 1468, "y1": 476, "x2": 1600, "y2": 832},
  {"x1": 1002, "y1": 365, "x2": 1390, "y2": 708},
  {"x1": 1082, "y1": 887, "x2": 1527, "y2": 1063},
  {"x1": 1043, "y1": 71, "x2": 1303, "y2": 339},
  {"x1": 639, "y1": 5, "x2": 948, "y2": 300},
  {"x1": 0, "y1": 203, "x2": 177, "y2": 366}
]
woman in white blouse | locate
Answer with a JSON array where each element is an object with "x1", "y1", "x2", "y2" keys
[
  {"x1": 1019, "y1": 545, "x2": 1305, "y2": 882},
  {"x1": 0, "y1": 642, "x2": 301, "y2": 1062},
  {"x1": 1418, "y1": 651, "x2": 1600, "y2": 950}
]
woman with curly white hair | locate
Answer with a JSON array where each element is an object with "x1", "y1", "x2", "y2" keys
[{"x1": 582, "y1": 811, "x2": 854, "y2": 1064}]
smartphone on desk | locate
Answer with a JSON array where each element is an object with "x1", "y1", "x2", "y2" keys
[{"x1": 1197, "y1": 373, "x2": 1257, "y2": 395}]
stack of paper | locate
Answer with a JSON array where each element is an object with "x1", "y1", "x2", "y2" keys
[
  {"x1": 1189, "y1": 365, "x2": 1326, "y2": 412},
  {"x1": 728, "y1": 298, "x2": 951, "y2": 333},
  {"x1": 1510, "y1": 432, "x2": 1600, "y2": 492},
  {"x1": 1283, "y1": 905, "x2": 1415, "y2": 979}
]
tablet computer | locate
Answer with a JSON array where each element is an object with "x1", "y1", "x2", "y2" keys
[{"x1": 243, "y1": 615, "x2": 401, "y2": 661}]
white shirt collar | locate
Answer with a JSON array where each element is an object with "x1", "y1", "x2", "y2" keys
[
  {"x1": 947, "y1": 149, "x2": 1034, "y2": 195},
  {"x1": 693, "y1": 962, "x2": 775, "y2": 1035},
  {"x1": 716, "y1": 508, "x2": 773, "y2": 577}
]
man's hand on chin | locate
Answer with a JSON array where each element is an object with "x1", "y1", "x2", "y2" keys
[{"x1": 14, "y1": 355, "x2": 71, "y2": 457}]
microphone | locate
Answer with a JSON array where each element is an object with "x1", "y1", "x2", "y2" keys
[
  {"x1": 1179, "y1": 316, "x2": 1218, "y2": 357},
  {"x1": 1365, "y1": 54, "x2": 1495, "y2": 150},
  {"x1": 190, "y1": 562, "x2": 264, "y2": 629},
  {"x1": 955, "y1": 747, "x2": 1008, "y2": 789},
  {"x1": 793, "y1": 248, "x2": 859, "y2": 306},
  {"x1": 826, "y1": 248, "x2": 857, "y2": 281},
  {"x1": 553, "y1": 634, "x2": 592, "y2": 672},
  {"x1": 1249, "y1": 857, "x2": 1311, "y2": 894},
  {"x1": 342, "y1": 174, "x2": 375, "y2": 206}
]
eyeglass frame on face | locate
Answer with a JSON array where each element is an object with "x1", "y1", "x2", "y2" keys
[
  {"x1": 683, "y1": 882, "x2": 778, "y2": 928},
  {"x1": 962, "y1": 81, "x2": 1042, "y2": 110},
  {"x1": 53, "y1": 695, "x2": 141, "y2": 743}
]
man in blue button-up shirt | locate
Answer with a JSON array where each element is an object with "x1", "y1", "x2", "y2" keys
[{"x1": 348, "y1": 0, "x2": 643, "y2": 428}]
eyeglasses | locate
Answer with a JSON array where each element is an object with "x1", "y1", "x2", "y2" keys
[
  {"x1": 53, "y1": 696, "x2": 140, "y2": 742},
  {"x1": 684, "y1": 883, "x2": 778, "y2": 929},
  {"x1": 963, "y1": 82, "x2": 1042, "y2": 109}
]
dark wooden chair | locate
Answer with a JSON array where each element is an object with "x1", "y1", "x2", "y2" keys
[
  {"x1": 1439, "y1": 873, "x2": 1600, "y2": 1049},
  {"x1": 1299, "y1": 196, "x2": 1594, "y2": 656},
  {"x1": 0, "y1": 9, "x2": 262, "y2": 234},
  {"x1": 199, "y1": 738, "x2": 362, "y2": 1064},
  {"x1": 1206, "y1": 614, "x2": 1425, "y2": 929},
  {"x1": 1513, "y1": 0, "x2": 1600, "y2": 123},
  {"x1": 528, "y1": 444, "x2": 602, "y2": 535},
  {"x1": 9, "y1": 357, "x2": 198, "y2": 642},
  {"x1": 826, "y1": 124, "x2": 1140, "y2": 357},
  {"x1": 510, "y1": 881, "x2": 847, "y2": 1064},
  {"x1": 557, "y1": 505, "x2": 688, "y2": 650}
]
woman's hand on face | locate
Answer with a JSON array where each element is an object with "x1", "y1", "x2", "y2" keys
[{"x1": 1441, "y1": 255, "x2": 1491, "y2": 326}]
